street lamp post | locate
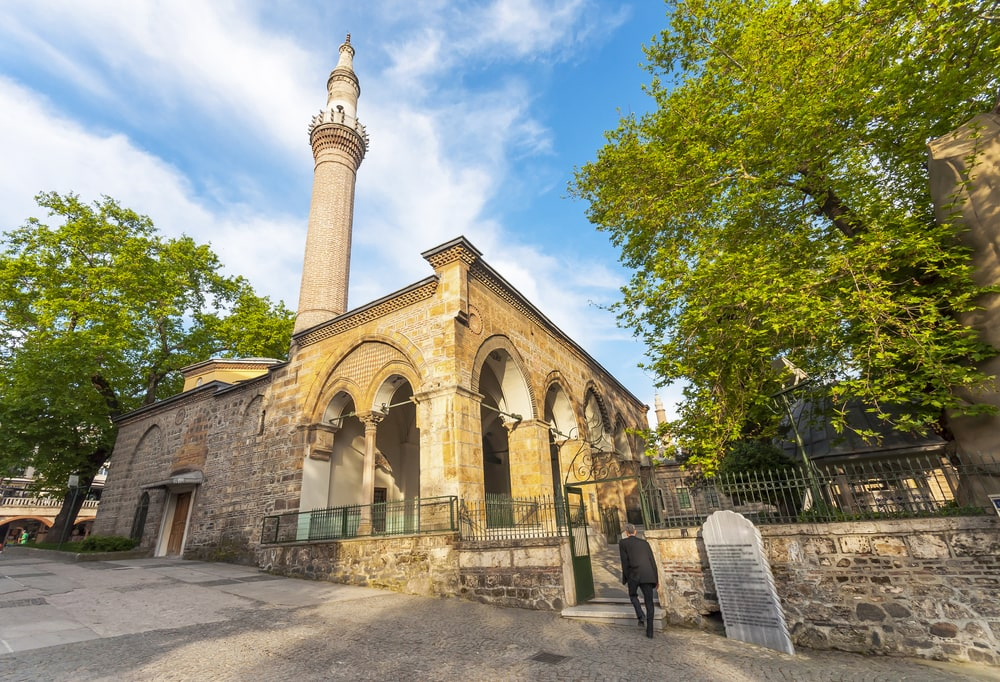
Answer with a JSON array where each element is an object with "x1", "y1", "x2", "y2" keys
[{"x1": 769, "y1": 359, "x2": 825, "y2": 510}]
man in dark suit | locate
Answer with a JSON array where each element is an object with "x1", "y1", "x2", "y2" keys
[{"x1": 619, "y1": 523, "x2": 659, "y2": 638}]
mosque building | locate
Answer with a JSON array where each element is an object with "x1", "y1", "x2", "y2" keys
[{"x1": 93, "y1": 36, "x2": 648, "y2": 607}]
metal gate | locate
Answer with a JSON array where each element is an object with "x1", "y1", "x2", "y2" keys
[
  {"x1": 565, "y1": 485, "x2": 594, "y2": 602},
  {"x1": 562, "y1": 446, "x2": 655, "y2": 604},
  {"x1": 599, "y1": 505, "x2": 622, "y2": 544}
]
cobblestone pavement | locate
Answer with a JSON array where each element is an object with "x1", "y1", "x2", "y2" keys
[{"x1": 2, "y1": 550, "x2": 997, "y2": 681}]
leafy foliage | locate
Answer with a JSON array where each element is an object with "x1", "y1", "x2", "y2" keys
[
  {"x1": 718, "y1": 440, "x2": 793, "y2": 478},
  {"x1": 0, "y1": 192, "x2": 294, "y2": 500},
  {"x1": 573, "y1": 0, "x2": 1000, "y2": 467},
  {"x1": 77, "y1": 535, "x2": 139, "y2": 553}
]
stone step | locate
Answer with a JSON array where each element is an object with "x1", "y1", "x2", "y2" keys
[{"x1": 561, "y1": 599, "x2": 666, "y2": 630}]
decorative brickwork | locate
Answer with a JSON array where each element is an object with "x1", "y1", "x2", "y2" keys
[
  {"x1": 309, "y1": 124, "x2": 367, "y2": 167},
  {"x1": 295, "y1": 280, "x2": 437, "y2": 347},
  {"x1": 335, "y1": 342, "x2": 407, "y2": 385}
]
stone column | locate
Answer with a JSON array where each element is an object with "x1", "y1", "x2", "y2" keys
[
  {"x1": 928, "y1": 112, "x2": 1000, "y2": 504},
  {"x1": 507, "y1": 418, "x2": 552, "y2": 498},
  {"x1": 414, "y1": 386, "x2": 483, "y2": 501},
  {"x1": 356, "y1": 412, "x2": 383, "y2": 535}
]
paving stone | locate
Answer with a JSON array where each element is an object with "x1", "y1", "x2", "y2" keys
[{"x1": 1, "y1": 553, "x2": 996, "y2": 681}]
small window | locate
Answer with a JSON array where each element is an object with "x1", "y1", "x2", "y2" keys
[
  {"x1": 704, "y1": 487, "x2": 721, "y2": 508},
  {"x1": 676, "y1": 487, "x2": 692, "y2": 509}
]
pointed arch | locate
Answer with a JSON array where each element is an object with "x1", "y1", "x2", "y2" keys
[
  {"x1": 614, "y1": 415, "x2": 635, "y2": 460},
  {"x1": 301, "y1": 389, "x2": 365, "y2": 514},
  {"x1": 242, "y1": 394, "x2": 265, "y2": 436},
  {"x1": 543, "y1": 373, "x2": 579, "y2": 441},
  {"x1": 369, "y1": 373, "x2": 420, "y2": 513},
  {"x1": 121, "y1": 424, "x2": 164, "y2": 482},
  {"x1": 471, "y1": 335, "x2": 536, "y2": 421},
  {"x1": 543, "y1": 376, "x2": 580, "y2": 501},
  {"x1": 584, "y1": 386, "x2": 614, "y2": 453},
  {"x1": 301, "y1": 332, "x2": 426, "y2": 424}
]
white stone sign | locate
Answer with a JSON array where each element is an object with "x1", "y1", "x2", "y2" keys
[{"x1": 703, "y1": 510, "x2": 794, "y2": 655}]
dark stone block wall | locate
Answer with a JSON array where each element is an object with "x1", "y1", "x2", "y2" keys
[
  {"x1": 650, "y1": 516, "x2": 1000, "y2": 665},
  {"x1": 94, "y1": 374, "x2": 305, "y2": 557}
]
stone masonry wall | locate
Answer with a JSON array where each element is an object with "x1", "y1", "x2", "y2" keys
[
  {"x1": 256, "y1": 534, "x2": 569, "y2": 611},
  {"x1": 649, "y1": 515, "x2": 1000, "y2": 665},
  {"x1": 93, "y1": 375, "x2": 304, "y2": 560},
  {"x1": 258, "y1": 533, "x2": 460, "y2": 597},
  {"x1": 457, "y1": 537, "x2": 568, "y2": 610}
]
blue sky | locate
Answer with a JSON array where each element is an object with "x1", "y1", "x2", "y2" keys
[{"x1": 0, "y1": 1, "x2": 681, "y2": 423}]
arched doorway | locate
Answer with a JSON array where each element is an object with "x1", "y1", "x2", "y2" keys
[
  {"x1": 370, "y1": 376, "x2": 420, "y2": 533},
  {"x1": 478, "y1": 349, "x2": 532, "y2": 497},
  {"x1": 544, "y1": 381, "x2": 577, "y2": 502},
  {"x1": 324, "y1": 392, "x2": 365, "y2": 508}
]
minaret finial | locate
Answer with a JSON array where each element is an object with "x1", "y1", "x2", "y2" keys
[{"x1": 345, "y1": 32, "x2": 351, "y2": 44}]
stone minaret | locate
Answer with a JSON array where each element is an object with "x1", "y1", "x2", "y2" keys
[
  {"x1": 294, "y1": 34, "x2": 369, "y2": 334},
  {"x1": 653, "y1": 395, "x2": 667, "y2": 427}
]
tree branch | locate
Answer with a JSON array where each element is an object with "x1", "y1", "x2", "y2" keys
[
  {"x1": 91, "y1": 373, "x2": 122, "y2": 420},
  {"x1": 793, "y1": 168, "x2": 863, "y2": 239}
]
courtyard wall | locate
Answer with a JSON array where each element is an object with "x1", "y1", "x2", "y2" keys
[
  {"x1": 649, "y1": 515, "x2": 1000, "y2": 665},
  {"x1": 255, "y1": 533, "x2": 569, "y2": 611}
]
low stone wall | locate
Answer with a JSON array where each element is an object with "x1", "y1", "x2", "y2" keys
[
  {"x1": 649, "y1": 515, "x2": 1000, "y2": 665},
  {"x1": 257, "y1": 532, "x2": 460, "y2": 597},
  {"x1": 256, "y1": 533, "x2": 570, "y2": 611},
  {"x1": 456, "y1": 538, "x2": 569, "y2": 610}
]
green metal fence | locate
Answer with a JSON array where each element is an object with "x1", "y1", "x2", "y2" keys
[
  {"x1": 459, "y1": 494, "x2": 568, "y2": 541},
  {"x1": 260, "y1": 495, "x2": 458, "y2": 544},
  {"x1": 648, "y1": 451, "x2": 999, "y2": 528}
]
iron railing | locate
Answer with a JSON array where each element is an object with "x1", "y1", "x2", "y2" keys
[
  {"x1": 648, "y1": 451, "x2": 999, "y2": 528},
  {"x1": 261, "y1": 495, "x2": 458, "y2": 544},
  {"x1": 0, "y1": 495, "x2": 100, "y2": 509},
  {"x1": 460, "y1": 494, "x2": 568, "y2": 541}
]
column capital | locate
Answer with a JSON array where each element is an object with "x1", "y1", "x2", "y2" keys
[{"x1": 359, "y1": 411, "x2": 385, "y2": 428}]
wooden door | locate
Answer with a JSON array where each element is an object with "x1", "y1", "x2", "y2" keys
[{"x1": 166, "y1": 492, "x2": 191, "y2": 555}]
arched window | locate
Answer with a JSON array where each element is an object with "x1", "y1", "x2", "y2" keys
[{"x1": 130, "y1": 492, "x2": 150, "y2": 543}]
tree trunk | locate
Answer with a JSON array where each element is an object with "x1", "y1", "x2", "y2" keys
[
  {"x1": 46, "y1": 485, "x2": 89, "y2": 545},
  {"x1": 46, "y1": 447, "x2": 109, "y2": 544}
]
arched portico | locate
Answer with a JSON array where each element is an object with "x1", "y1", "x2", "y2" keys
[
  {"x1": 544, "y1": 380, "x2": 579, "y2": 500},
  {"x1": 300, "y1": 390, "x2": 364, "y2": 513},
  {"x1": 479, "y1": 359, "x2": 514, "y2": 498}
]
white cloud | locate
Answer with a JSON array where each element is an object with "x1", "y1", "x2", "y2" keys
[
  {"x1": 0, "y1": 0, "x2": 655, "y2": 406},
  {"x1": 0, "y1": 76, "x2": 304, "y2": 307},
  {"x1": 1, "y1": 2, "x2": 317, "y2": 157}
]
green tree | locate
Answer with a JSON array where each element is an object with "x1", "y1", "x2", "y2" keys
[
  {"x1": 573, "y1": 0, "x2": 1000, "y2": 470},
  {"x1": 0, "y1": 192, "x2": 294, "y2": 540}
]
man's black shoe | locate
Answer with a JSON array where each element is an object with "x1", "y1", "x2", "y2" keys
[
  {"x1": 646, "y1": 631, "x2": 654, "y2": 639},
  {"x1": 637, "y1": 618, "x2": 645, "y2": 627}
]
